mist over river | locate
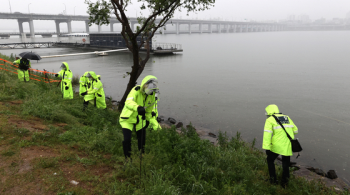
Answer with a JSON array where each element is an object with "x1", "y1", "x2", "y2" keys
[{"x1": 1, "y1": 31, "x2": 350, "y2": 183}]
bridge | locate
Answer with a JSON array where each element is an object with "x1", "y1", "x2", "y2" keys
[
  {"x1": 0, "y1": 12, "x2": 286, "y2": 38},
  {"x1": 0, "y1": 32, "x2": 87, "y2": 38}
]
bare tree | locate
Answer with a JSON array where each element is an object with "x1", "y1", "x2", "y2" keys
[{"x1": 85, "y1": 0, "x2": 215, "y2": 110}]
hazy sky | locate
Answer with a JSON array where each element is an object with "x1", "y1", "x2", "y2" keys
[{"x1": 1, "y1": 0, "x2": 350, "y2": 31}]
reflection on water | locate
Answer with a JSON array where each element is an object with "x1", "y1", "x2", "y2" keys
[{"x1": 1, "y1": 32, "x2": 350, "y2": 183}]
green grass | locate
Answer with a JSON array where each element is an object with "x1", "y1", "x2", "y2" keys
[
  {"x1": 0, "y1": 52, "x2": 349, "y2": 195},
  {"x1": 37, "y1": 157, "x2": 59, "y2": 169},
  {"x1": 1, "y1": 150, "x2": 16, "y2": 157}
]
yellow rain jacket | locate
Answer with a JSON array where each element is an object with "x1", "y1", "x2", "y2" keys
[
  {"x1": 119, "y1": 75, "x2": 161, "y2": 131},
  {"x1": 84, "y1": 71, "x2": 106, "y2": 109},
  {"x1": 262, "y1": 104, "x2": 298, "y2": 156},
  {"x1": 13, "y1": 58, "x2": 31, "y2": 82},
  {"x1": 57, "y1": 62, "x2": 73, "y2": 99},
  {"x1": 79, "y1": 71, "x2": 90, "y2": 97}
]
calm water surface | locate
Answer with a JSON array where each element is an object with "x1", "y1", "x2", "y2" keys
[{"x1": 1, "y1": 32, "x2": 350, "y2": 183}]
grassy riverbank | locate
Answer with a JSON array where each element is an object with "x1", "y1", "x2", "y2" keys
[{"x1": 0, "y1": 53, "x2": 348, "y2": 194}]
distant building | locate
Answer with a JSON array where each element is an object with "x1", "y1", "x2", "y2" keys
[
  {"x1": 89, "y1": 33, "x2": 152, "y2": 50},
  {"x1": 287, "y1": 14, "x2": 296, "y2": 21},
  {"x1": 298, "y1": 14, "x2": 311, "y2": 24},
  {"x1": 329, "y1": 18, "x2": 344, "y2": 25},
  {"x1": 314, "y1": 18, "x2": 326, "y2": 24},
  {"x1": 346, "y1": 12, "x2": 350, "y2": 24}
]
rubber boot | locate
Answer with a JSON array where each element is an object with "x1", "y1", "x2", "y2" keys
[
  {"x1": 83, "y1": 100, "x2": 89, "y2": 111},
  {"x1": 123, "y1": 140, "x2": 131, "y2": 158}
]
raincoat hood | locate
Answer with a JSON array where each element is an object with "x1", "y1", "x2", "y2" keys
[
  {"x1": 88, "y1": 71, "x2": 98, "y2": 80},
  {"x1": 140, "y1": 75, "x2": 158, "y2": 94},
  {"x1": 265, "y1": 104, "x2": 280, "y2": 115},
  {"x1": 83, "y1": 71, "x2": 89, "y2": 77},
  {"x1": 62, "y1": 62, "x2": 70, "y2": 71}
]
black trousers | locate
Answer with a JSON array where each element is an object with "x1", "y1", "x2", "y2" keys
[
  {"x1": 266, "y1": 150, "x2": 290, "y2": 184},
  {"x1": 122, "y1": 121, "x2": 149, "y2": 158}
]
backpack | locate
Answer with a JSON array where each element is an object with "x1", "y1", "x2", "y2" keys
[{"x1": 19, "y1": 59, "x2": 29, "y2": 70}]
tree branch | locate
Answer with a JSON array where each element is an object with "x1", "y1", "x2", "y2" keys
[{"x1": 135, "y1": 0, "x2": 179, "y2": 37}]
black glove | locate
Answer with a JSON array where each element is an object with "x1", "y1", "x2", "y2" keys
[
  {"x1": 152, "y1": 111, "x2": 156, "y2": 117},
  {"x1": 81, "y1": 92, "x2": 87, "y2": 96},
  {"x1": 64, "y1": 82, "x2": 67, "y2": 85},
  {"x1": 55, "y1": 74, "x2": 59, "y2": 77},
  {"x1": 65, "y1": 86, "x2": 69, "y2": 90},
  {"x1": 137, "y1": 106, "x2": 146, "y2": 116}
]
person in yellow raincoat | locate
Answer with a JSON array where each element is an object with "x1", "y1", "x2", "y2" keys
[
  {"x1": 55, "y1": 62, "x2": 73, "y2": 99},
  {"x1": 262, "y1": 104, "x2": 298, "y2": 187},
  {"x1": 79, "y1": 71, "x2": 90, "y2": 97},
  {"x1": 80, "y1": 71, "x2": 106, "y2": 110},
  {"x1": 119, "y1": 75, "x2": 161, "y2": 160},
  {"x1": 13, "y1": 57, "x2": 31, "y2": 82}
]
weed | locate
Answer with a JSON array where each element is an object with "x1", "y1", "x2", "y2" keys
[
  {"x1": 14, "y1": 128, "x2": 30, "y2": 137},
  {"x1": 57, "y1": 192, "x2": 77, "y2": 195},
  {"x1": 217, "y1": 131, "x2": 229, "y2": 148},
  {"x1": 251, "y1": 137, "x2": 256, "y2": 148},
  {"x1": 72, "y1": 74, "x2": 80, "y2": 86},
  {"x1": 1, "y1": 150, "x2": 15, "y2": 157},
  {"x1": 37, "y1": 157, "x2": 58, "y2": 169},
  {"x1": 76, "y1": 155, "x2": 96, "y2": 166}
]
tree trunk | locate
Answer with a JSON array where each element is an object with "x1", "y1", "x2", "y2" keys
[{"x1": 117, "y1": 39, "x2": 141, "y2": 111}]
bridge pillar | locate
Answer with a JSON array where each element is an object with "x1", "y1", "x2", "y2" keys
[
  {"x1": 176, "y1": 23, "x2": 179, "y2": 34},
  {"x1": 85, "y1": 21, "x2": 90, "y2": 33},
  {"x1": 17, "y1": 20, "x2": 24, "y2": 36},
  {"x1": 199, "y1": 23, "x2": 202, "y2": 33},
  {"x1": 98, "y1": 25, "x2": 101, "y2": 33},
  {"x1": 233, "y1": 24, "x2": 236, "y2": 33},
  {"x1": 55, "y1": 20, "x2": 60, "y2": 35},
  {"x1": 67, "y1": 20, "x2": 72, "y2": 33},
  {"x1": 131, "y1": 21, "x2": 136, "y2": 32},
  {"x1": 209, "y1": 24, "x2": 212, "y2": 33},
  {"x1": 240, "y1": 25, "x2": 243, "y2": 32},
  {"x1": 189, "y1": 23, "x2": 191, "y2": 34},
  {"x1": 110, "y1": 22, "x2": 114, "y2": 32},
  {"x1": 218, "y1": 24, "x2": 221, "y2": 33},
  {"x1": 28, "y1": 20, "x2": 35, "y2": 38}
]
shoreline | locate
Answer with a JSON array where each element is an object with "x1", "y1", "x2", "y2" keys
[{"x1": 157, "y1": 115, "x2": 350, "y2": 190}]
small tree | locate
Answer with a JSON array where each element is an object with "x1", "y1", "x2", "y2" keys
[{"x1": 85, "y1": 0, "x2": 215, "y2": 110}]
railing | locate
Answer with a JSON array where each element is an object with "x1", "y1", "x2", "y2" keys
[
  {"x1": 152, "y1": 42, "x2": 182, "y2": 50},
  {"x1": 0, "y1": 32, "x2": 86, "y2": 35}
]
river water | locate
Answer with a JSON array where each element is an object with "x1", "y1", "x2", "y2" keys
[{"x1": 1, "y1": 31, "x2": 350, "y2": 183}]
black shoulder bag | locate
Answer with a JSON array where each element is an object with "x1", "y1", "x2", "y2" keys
[{"x1": 272, "y1": 115, "x2": 303, "y2": 157}]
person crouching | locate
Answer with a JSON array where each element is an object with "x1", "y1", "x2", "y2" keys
[{"x1": 80, "y1": 71, "x2": 106, "y2": 110}]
